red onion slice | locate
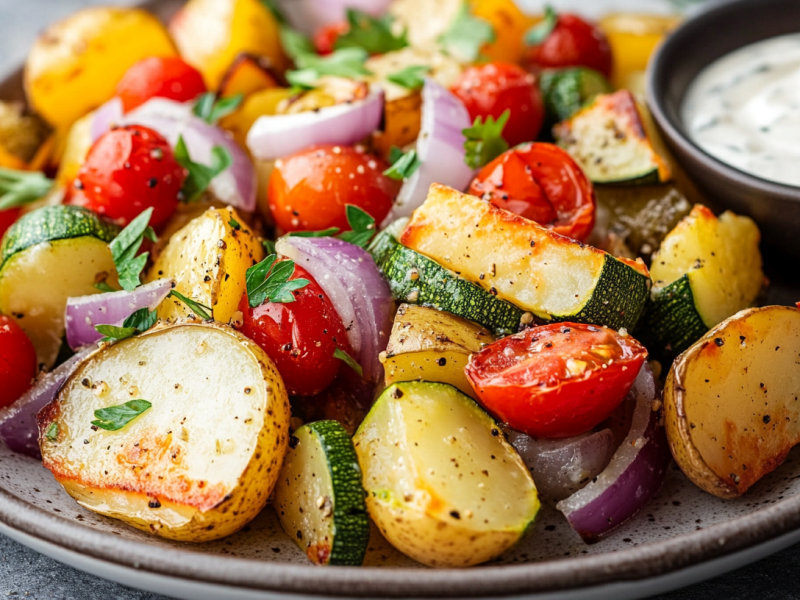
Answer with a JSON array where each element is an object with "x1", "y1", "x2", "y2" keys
[
  {"x1": 246, "y1": 89, "x2": 384, "y2": 162},
  {"x1": 0, "y1": 346, "x2": 94, "y2": 459},
  {"x1": 275, "y1": 0, "x2": 392, "y2": 35},
  {"x1": 64, "y1": 278, "x2": 174, "y2": 350},
  {"x1": 276, "y1": 236, "x2": 394, "y2": 383},
  {"x1": 108, "y1": 98, "x2": 257, "y2": 212},
  {"x1": 508, "y1": 429, "x2": 616, "y2": 501},
  {"x1": 556, "y1": 364, "x2": 671, "y2": 543},
  {"x1": 384, "y1": 78, "x2": 474, "y2": 224}
]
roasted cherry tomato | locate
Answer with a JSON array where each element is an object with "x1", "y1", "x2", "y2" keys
[
  {"x1": 450, "y1": 62, "x2": 544, "y2": 147},
  {"x1": 67, "y1": 125, "x2": 185, "y2": 228},
  {"x1": 238, "y1": 261, "x2": 352, "y2": 396},
  {"x1": 526, "y1": 12, "x2": 613, "y2": 79},
  {"x1": 465, "y1": 323, "x2": 647, "y2": 439},
  {"x1": 115, "y1": 56, "x2": 207, "y2": 113},
  {"x1": 469, "y1": 143, "x2": 596, "y2": 241},
  {"x1": 0, "y1": 208, "x2": 21, "y2": 238},
  {"x1": 314, "y1": 22, "x2": 349, "y2": 55},
  {"x1": 0, "y1": 315, "x2": 37, "y2": 409},
  {"x1": 268, "y1": 144, "x2": 399, "y2": 234}
]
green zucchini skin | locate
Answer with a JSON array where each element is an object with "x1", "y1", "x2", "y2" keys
[
  {"x1": 555, "y1": 253, "x2": 651, "y2": 332},
  {"x1": 369, "y1": 229, "x2": 526, "y2": 336},
  {"x1": 540, "y1": 67, "x2": 613, "y2": 129},
  {"x1": 1, "y1": 205, "x2": 119, "y2": 270},
  {"x1": 635, "y1": 274, "x2": 708, "y2": 363}
]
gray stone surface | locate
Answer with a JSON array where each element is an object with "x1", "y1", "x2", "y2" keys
[{"x1": 0, "y1": 1, "x2": 799, "y2": 599}]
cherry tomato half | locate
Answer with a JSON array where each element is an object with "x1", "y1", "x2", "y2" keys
[
  {"x1": 238, "y1": 261, "x2": 352, "y2": 396},
  {"x1": 314, "y1": 22, "x2": 349, "y2": 55},
  {"x1": 468, "y1": 142, "x2": 596, "y2": 241},
  {"x1": 67, "y1": 125, "x2": 185, "y2": 228},
  {"x1": 526, "y1": 13, "x2": 613, "y2": 79},
  {"x1": 465, "y1": 323, "x2": 647, "y2": 439},
  {"x1": 450, "y1": 62, "x2": 544, "y2": 147},
  {"x1": 115, "y1": 56, "x2": 207, "y2": 113},
  {"x1": 268, "y1": 144, "x2": 399, "y2": 234},
  {"x1": 0, "y1": 315, "x2": 37, "y2": 410},
  {"x1": 0, "y1": 208, "x2": 21, "y2": 239}
]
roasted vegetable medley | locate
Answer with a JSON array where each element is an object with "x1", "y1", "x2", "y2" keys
[{"x1": 0, "y1": 0, "x2": 797, "y2": 569}]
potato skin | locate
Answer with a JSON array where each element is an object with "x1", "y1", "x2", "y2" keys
[
  {"x1": 38, "y1": 322, "x2": 291, "y2": 542},
  {"x1": 24, "y1": 7, "x2": 177, "y2": 128}
]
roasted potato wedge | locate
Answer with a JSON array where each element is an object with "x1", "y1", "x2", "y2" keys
[
  {"x1": 24, "y1": 7, "x2": 177, "y2": 128},
  {"x1": 38, "y1": 322, "x2": 291, "y2": 542},
  {"x1": 147, "y1": 207, "x2": 264, "y2": 325},
  {"x1": 381, "y1": 304, "x2": 494, "y2": 397},
  {"x1": 664, "y1": 305, "x2": 800, "y2": 498},
  {"x1": 354, "y1": 381, "x2": 539, "y2": 567},
  {"x1": 219, "y1": 53, "x2": 280, "y2": 99}
]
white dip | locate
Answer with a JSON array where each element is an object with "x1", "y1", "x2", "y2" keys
[{"x1": 682, "y1": 33, "x2": 800, "y2": 187}]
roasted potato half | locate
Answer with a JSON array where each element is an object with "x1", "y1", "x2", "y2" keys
[
  {"x1": 38, "y1": 322, "x2": 291, "y2": 542},
  {"x1": 664, "y1": 305, "x2": 800, "y2": 498}
]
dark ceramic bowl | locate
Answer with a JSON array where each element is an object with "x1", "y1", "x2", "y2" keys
[{"x1": 647, "y1": 0, "x2": 800, "y2": 259}]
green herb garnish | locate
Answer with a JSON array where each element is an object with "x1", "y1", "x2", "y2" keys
[
  {"x1": 333, "y1": 347, "x2": 363, "y2": 377},
  {"x1": 92, "y1": 399, "x2": 152, "y2": 432},
  {"x1": 286, "y1": 47, "x2": 372, "y2": 89},
  {"x1": 524, "y1": 5, "x2": 557, "y2": 45},
  {"x1": 109, "y1": 208, "x2": 157, "y2": 291},
  {"x1": 262, "y1": 239, "x2": 277, "y2": 255},
  {"x1": 334, "y1": 9, "x2": 408, "y2": 54},
  {"x1": 245, "y1": 255, "x2": 309, "y2": 308},
  {"x1": 45, "y1": 422, "x2": 59, "y2": 442},
  {"x1": 280, "y1": 26, "x2": 315, "y2": 61},
  {"x1": 168, "y1": 290, "x2": 212, "y2": 320},
  {"x1": 174, "y1": 135, "x2": 233, "y2": 203},
  {"x1": 259, "y1": 0, "x2": 287, "y2": 24},
  {"x1": 383, "y1": 148, "x2": 421, "y2": 180},
  {"x1": 193, "y1": 92, "x2": 244, "y2": 125},
  {"x1": 229, "y1": 217, "x2": 241, "y2": 231},
  {"x1": 438, "y1": 5, "x2": 495, "y2": 62},
  {"x1": 387, "y1": 65, "x2": 430, "y2": 89},
  {"x1": 95, "y1": 307, "x2": 158, "y2": 343},
  {"x1": 94, "y1": 281, "x2": 116, "y2": 293},
  {"x1": 462, "y1": 110, "x2": 510, "y2": 169},
  {"x1": 338, "y1": 205, "x2": 377, "y2": 248},
  {"x1": 288, "y1": 227, "x2": 341, "y2": 238},
  {"x1": 0, "y1": 167, "x2": 54, "y2": 210}
]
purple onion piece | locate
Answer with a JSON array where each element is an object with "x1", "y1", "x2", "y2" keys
[
  {"x1": 276, "y1": 236, "x2": 394, "y2": 383},
  {"x1": 64, "y1": 279, "x2": 174, "y2": 350},
  {"x1": 275, "y1": 0, "x2": 391, "y2": 35},
  {"x1": 556, "y1": 364, "x2": 671, "y2": 543},
  {"x1": 246, "y1": 90, "x2": 384, "y2": 162},
  {"x1": 0, "y1": 346, "x2": 95, "y2": 459}
]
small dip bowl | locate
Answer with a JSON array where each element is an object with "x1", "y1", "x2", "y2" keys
[{"x1": 647, "y1": 0, "x2": 800, "y2": 258}]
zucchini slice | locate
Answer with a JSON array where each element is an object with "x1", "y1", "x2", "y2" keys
[
  {"x1": 553, "y1": 89, "x2": 671, "y2": 185},
  {"x1": 636, "y1": 205, "x2": 763, "y2": 362},
  {"x1": 273, "y1": 420, "x2": 370, "y2": 566},
  {"x1": 0, "y1": 206, "x2": 119, "y2": 367},
  {"x1": 369, "y1": 222, "x2": 526, "y2": 335},
  {"x1": 540, "y1": 67, "x2": 612, "y2": 129},
  {"x1": 353, "y1": 381, "x2": 539, "y2": 568},
  {"x1": 401, "y1": 184, "x2": 651, "y2": 331}
]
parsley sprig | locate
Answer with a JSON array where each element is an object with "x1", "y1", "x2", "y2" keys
[
  {"x1": 92, "y1": 399, "x2": 152, "y2": 431},
  {"x1": 168, "y1": 290, "x2": 212, "y2": 320},
  {"x1": 334, "y1": 9, "x2": 408, "y2": 54},
  {"x1": 334, "y1": 347, "x2": 362, "y2": 377},
  {"x1": 387, "y1": 65, "x2": 430, "y2": 89},
  {"x1": 285, "y1": 205, "x2": 376, "y2": 248},
  {"x1": 193, "y1": 92, "x2": 244, "y2": 125},
  {"x1": 174, "y1": 135, "x2": 233, "y2": 203},
  {"x1": 438, "y1": 5, "x2": 495, "y2": 62},
  {"x1": 95, "y1": 307, "x2": 158, "y2": 343},
  {"x1": 383, "y1": 148, "x2": 421, "y2": 180},
  {"x1": 279, "y1": 26, "x2": 315, "y2": 61},
  {"x1": 462, "y1": 110, "x2": 510, "y2": 169},
  {"x1": 245, "y1": 255, "x2": 310, "y2": 308},
  {"x1": 109, "y1": 208, "x2": 157, "y2": 291},
  {"x1": 287, "y1": 47, "x2": 372, "y2": 89},
  {"x1": 524, "y1": 5, "x2": 558, "y2": 45},
  {"x1": 0, "y1": 167, "x2": 53, "y2": 210}
]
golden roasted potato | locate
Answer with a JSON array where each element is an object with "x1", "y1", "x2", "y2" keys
[
  {"x1": 219, "y1": 88, "x2": 293, "y2": 148},
  {"x1": 664, "y1": 305, "x2": 800, "y2": 498},
  {"x1": 381, "y1": 304, "x2": 494, "y2": 397},
  {"x1": 147, "y1": 206, "x2": 264, "y2": 324},
  {"x1": 39, "y1": 321, "x2": 291, "y2": 542},
  {"x1": 169, "y1": 0, "x2": 287, "y2": 90},
  {"x1": 24, "y1": 7, "x2": 177, "y2": 128}
]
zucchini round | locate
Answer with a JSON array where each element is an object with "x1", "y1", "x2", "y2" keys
[{"x1": 540, "y1": 67, "x2": 612, "y2": 129}]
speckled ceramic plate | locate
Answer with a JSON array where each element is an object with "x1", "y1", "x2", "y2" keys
[{"x1": 2, "y1": 1, "x2": 800, "y2": 599}]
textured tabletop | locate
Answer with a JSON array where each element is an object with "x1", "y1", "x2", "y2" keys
[{"x1": 1, "y1": 1, "x2": 799, "y2": 599}]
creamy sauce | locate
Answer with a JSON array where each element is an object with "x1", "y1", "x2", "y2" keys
[{"x1": 682, "y1": 33, "x2": 800, "y2": 187}]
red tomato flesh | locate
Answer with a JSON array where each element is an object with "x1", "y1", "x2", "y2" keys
[
  {"x1": 0, "y1": 315, "x2": 37, "y2": 409},
  {"x1": 465, "y1": 323, "x2": 647, "y2": 438},
  {"x1": 115, "y1": 56, "x2": 207, "y2": 113},
  {"x1": 238, "y1": 261, "x2": 352, "y2": 396},
  {"x1": 67, "y1": 125, "x2": 185, "y2": 228},
  {"x1": 314, "y1": 22, "x2": 349, "y2": 55},
  {"x1": 268, "y1": 144, "x2": 399, "y2": 234},
  {"x1": 469, "y1": 142, "x2": 596, "y2": 241},
  {"x1": 526, "y1": 13, "x2": 613, "y2": 78},
  {"x1": 450, "y1": 62, "x2": 544, "y2": 147}
]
